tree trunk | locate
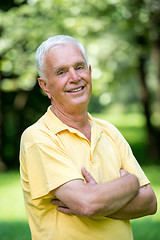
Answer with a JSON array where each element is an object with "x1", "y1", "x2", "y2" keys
[
  {"x1": 154, "y1": 35, "x2": 160, "y2": 119},
  {"x1": 0, "y1": 59, "x2": 7, "y2": 171},
  {"x1": 138, "y1": 55, "x2": 160, "y2": 161}
]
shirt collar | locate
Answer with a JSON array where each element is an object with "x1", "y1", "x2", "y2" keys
[
  {"x1": 42, "y1": 106, "x2": 103, "y2": 140},
  {"x1": 42, "y1": 106, "x2": 69, "y2": 134}
]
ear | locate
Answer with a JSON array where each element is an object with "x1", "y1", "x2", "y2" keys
[
  {"x1": 89, "y1": 64, "x2": 92, "y2": 76},
  {"x1": 38, "y1": 78, "x2": 51, "y2": 99}
]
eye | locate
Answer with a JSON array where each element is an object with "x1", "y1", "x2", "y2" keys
[
  {"x1": 76, "y1": 65, "x2": 83, "y2": 70},
  {"x1": 59, "y1": 71, "x2": 64, "y2": 75},
  {"x1": 57, "y1": 70, "x2": 65, "y2": 75}
]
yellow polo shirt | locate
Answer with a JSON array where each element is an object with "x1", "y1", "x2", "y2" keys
[{"x1": 20, "y1": 107, "x2": 149, "y2": 240}]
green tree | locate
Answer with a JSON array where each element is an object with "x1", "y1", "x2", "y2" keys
[
  {"x1": 0, "y1": 0, "x2": 160, "y2": 169},
  {"x1": 117, "y1": 0, "x2": 160, "y2": 159},
  {"x1": 79, "y1": 0, "x2": 160, "y2": 160}
]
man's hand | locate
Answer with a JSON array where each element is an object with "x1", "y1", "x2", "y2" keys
[
  {"x1": 51, "y1": 167, "x2": 96, "y2": 215},
  {"x1": 51, "y1": 198, "x2": 73, "y2": 214},
  {"x1": 119, "y1": 169, "x2": 129, "y2": 177},
  {"x1": 107, "y1": 170, "x2": 157, "y2": 219},
  {"x1": 81, "y1": 167, "x2": 97, "y2": 185}
]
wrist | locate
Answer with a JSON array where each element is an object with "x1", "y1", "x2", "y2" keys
[{"x1": 127, "y1": 173, "x2": 140, "y2": 197}]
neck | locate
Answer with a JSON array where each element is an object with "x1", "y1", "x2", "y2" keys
[{"x1": 50, "y1": 105, "x2": 91, "y2": 141}]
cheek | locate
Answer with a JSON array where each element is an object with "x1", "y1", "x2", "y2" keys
[
  {"x1": 49, "y1": 81, "x2": 65, "y2": 96},
  {"x1": 80, "y1": 72, "x2": 91, "y2": 83},
  {"x1": 86, "y1": 75, "x2": 92, "y2": 86}
]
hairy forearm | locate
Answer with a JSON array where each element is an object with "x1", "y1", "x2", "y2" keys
[
  {"x1": 53, "y1": 172, "x2": 140, "y2": 217},
  {"x1": 52, "y1": 169, "x2": 157, "y2": 219},
  {"x1": 86, "y1": 173, "x2": 140, "y2": 217},
  {"x1": 108, "y1": 184, "x2": 157, "y2": 220}
]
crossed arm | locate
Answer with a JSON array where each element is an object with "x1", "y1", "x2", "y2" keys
[{"x1": 52, "y1": 168, "x2": 157, "y2": 220}]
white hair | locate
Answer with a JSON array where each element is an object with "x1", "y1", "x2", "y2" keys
[{"x1": 35, "y1": 35, "x2": 89, "y2": 80}]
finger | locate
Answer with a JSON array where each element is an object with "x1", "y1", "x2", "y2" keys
[
  {"x1": 120, "y1": 169, "x2": 129, "y2": 177},
  {"x1": 51, "y1": 199, "x2": 66, "y2": 207},
  {"x1": 81, "y1": 167, "x2": 97, "y2": 184},
  {"x1": 57, "y1": 206, "x2": 74, "y2": 215}
]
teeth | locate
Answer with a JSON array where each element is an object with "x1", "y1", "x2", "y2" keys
[{"x1": 69, "y1": 87, "x2": 83, "y2": 92}]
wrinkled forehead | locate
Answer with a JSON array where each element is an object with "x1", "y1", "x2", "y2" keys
[{"x1": 43, "y1": 43, "x2": 88, "y2": 77}]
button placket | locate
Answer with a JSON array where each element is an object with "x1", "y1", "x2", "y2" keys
[{"x1": 90, "y1": 124, "x2": 103, "y2": 164}]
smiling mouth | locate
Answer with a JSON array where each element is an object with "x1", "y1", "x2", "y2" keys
[{"x1": 67, "y1": 86, "x2": 84, "y2": 93}]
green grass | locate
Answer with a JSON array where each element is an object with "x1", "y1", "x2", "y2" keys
[
  {"x1": 0, "y1": 171, "x2": 31, "y2": 240},
  {"x1": 0, "y1": 111, "x2": 159, "y2": 240},
  {"x1": 131, "y1": 165, "x2": 160, "y2": 240},
  {"x1": 0, "y1": 166, "x2": 159, "y2": 240}
]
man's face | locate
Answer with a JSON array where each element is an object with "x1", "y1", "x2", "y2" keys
[{"x1": 40, "y1": 43, "x2": 92, "y2": 114}]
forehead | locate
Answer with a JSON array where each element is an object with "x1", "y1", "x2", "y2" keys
[{"x1": 45, "y1": 43, "x2": 86, "y2": 67}]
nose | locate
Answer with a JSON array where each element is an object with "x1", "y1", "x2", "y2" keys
[{"x1": 68, "y1": 68, "x2": 80, "y2": 83}]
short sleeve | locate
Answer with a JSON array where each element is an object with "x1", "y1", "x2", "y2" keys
[
  {"x1": 121, "y1": 140, "x2": 150, "y2": 186},
  {"x1": 24, "y1": 142, "x2": 83, "y2": 199},
  {"x1": 110, "y1": 126, "x2": 150, "y2": 187},
  {"x1": 97, "y1": 119, "x2": 150, "y2": 187}
]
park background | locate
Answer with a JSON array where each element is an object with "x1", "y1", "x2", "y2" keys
[{"x1": 0, "y1": 0, "x2": 160, "y2": 239}]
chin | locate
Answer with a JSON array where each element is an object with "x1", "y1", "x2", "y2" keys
[{"x1": 67, "y1": 100, "x2": 88, "y2": 110}]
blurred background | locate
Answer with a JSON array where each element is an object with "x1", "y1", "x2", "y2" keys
[{"x1": 0, "y1": 0, "x2": 159, "y2": 239}]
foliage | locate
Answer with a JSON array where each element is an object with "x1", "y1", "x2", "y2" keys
[{"x1": 1, "y1": 0, "x2": 159, "y2": 100}]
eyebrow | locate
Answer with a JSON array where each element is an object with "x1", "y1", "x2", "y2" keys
[
  {"x1": 52, "y1": 61, "x2": 86, "y2": 72},
  {"x1": 52, "y1": 66, "x2": 67, "y2": 72}
]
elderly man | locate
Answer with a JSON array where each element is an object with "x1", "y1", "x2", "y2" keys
[{"x1": 20, "y1": 35, "x2": 157, "y2": 240}]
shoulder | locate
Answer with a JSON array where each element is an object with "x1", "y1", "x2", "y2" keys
[
  {"x1": 20, "y1": 114, "x2": 52, "y2": 149},
  {"x1": 21, "y1": 119, "x2": 41, "y2": 142},
  {"x1": 92, "y1": 116, "x2": 129, "y2": 148},
  {"x1": 93, "y1": 117, "x2": 121, "y2": 137}
]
